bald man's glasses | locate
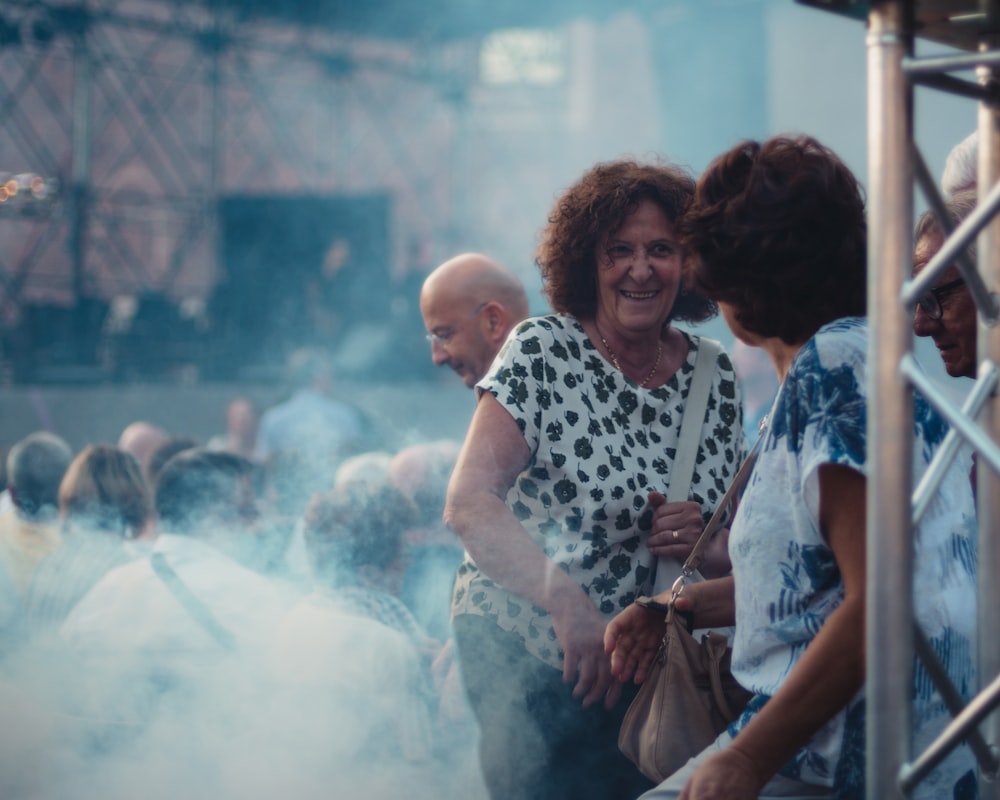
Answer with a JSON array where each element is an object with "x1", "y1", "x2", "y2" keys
[
  {"x1": 914, "y1": 278, "x2": 965, "y2": 321},
  {"x1": 425, "y1": 303, "x2": 486, "y2": 345}
]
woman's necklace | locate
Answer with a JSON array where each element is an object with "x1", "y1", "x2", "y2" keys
[{"x1": 597, "y1": 327, "x2": 663, "y2": 387}]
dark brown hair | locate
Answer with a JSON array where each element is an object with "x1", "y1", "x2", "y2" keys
[
  {"x1": 681, "y1": 136, "x2": 867, "y2": 345},
  {"x1": 536, "y1": 158, "x2": 716, "y2": 323}
]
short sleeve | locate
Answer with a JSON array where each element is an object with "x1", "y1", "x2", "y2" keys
[
  {"x1": 477, "y1": 318, "x2": 557, "y2": 457},
  {"x1": 772, "y1": 325, "x2": 868, "y2": 528}
]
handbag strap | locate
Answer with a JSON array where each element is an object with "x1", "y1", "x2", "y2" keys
[
  {"x1": 666, "y1": 337, "x2": 720, "y2": 503},
  {"x1": 672, "y1": 367, "x2": 790, "y2": 589},
  {"x1": 673, "y1": 433, "x2": 762, "y2": 591},
  {"x1": 150, "y1": 552, "x2": 238, "y2": 651}
]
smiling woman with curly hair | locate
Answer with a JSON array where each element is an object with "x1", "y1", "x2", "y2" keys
[{"x1": 444, "y1": 157, "x2": 747, "y2": 800}]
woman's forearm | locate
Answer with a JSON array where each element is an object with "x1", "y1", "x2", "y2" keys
[
  {"x1": 446, "y1": 489, "x2": 584, "y2": 614},
  {"x1": 699, "y1": 527, "x2": 733, "y2": 579},
  {"x1": 723, "y1": 464, "x2": 868, "y2": 786},
  {"x1": 661, "y1": 575, "x2": 736, "y2": 628},
  {"x1": 726, "y1": 594, "x2": 865, "y2": 785}
]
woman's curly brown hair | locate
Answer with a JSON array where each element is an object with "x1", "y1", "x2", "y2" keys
[
  {"x1": 536, "y1": 159, "x2": 716, "y2": 323},
  {"x1": 680, "y1": 135, "x2": 867, "y2": 344}
]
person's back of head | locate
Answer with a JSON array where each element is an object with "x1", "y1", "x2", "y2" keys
[
  {"x1": 389, "y1": 439, "x2": 460, "y2": 528},
  {"x1": 59, "y1": 445, "x2": 152, "y2": 538},
  {"x1": 117, "y1": 421, "x2": 169, "y2": 480},
  {"x1": 303, "y1": 479, "x2": 417, "y2": 586},
  {"x1": 7, "y1": 432, "x2": 73, "y2": 521},
  {"x1": 226, "y1": 398, "x2": 258, "y2": 447},
  {"x1": 154, "y1": 448, "x2": 256, "y2": 536},
  {"x1": 683, "y1": 134, "x2": 867, "y2": 345},
  {"x1": 333, "y1": 450, "x2": 393, "y2": 493},
  {"x1": 148, "y1": 436, "x2": 200, "y2": 486}
]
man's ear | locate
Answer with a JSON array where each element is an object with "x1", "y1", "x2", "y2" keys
[{"x1": 483, "y1": 302, "x2": 506, "y2": 342}]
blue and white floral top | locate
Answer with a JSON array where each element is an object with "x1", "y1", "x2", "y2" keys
[{"x1": 728, "y1": 317, "x2": 977, "y2": 800}]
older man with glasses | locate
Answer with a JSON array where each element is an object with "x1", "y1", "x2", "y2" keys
[
  {"x1": 912, "y1": 190, "x2": 979, "y2": 380},
  {"x1": 419, "y1": 253, "x2": 531, "y2": 388}
]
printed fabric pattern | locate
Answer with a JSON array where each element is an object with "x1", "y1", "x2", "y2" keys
[
  {"x1": 451, "y1": 314, "x2": 746, "y2": 669},
  {"x1": 727, "y1": 317, "x2": 978, "y2": 800}
]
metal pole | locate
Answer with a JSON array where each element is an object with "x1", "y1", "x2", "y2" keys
[
  {"x1": 866, "y1": 2, "x2": 914, "y2": 798},
  {"x1": 69, "y1": 13, "x2": 92, "y2": 365},
  {"x1": 977, "y1": 8, "x2": 1000, "y2": 797}
]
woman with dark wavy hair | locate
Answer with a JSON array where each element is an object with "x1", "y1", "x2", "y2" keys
[
  {"x1": 606, "y1": 135, "x2": 978, "y2": 800},
  {"x1": 445, "y1": 158, "x2": 746, "y2": 800}
]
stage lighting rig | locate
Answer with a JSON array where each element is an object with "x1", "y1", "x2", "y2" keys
[{"x1": 0, "y1": 172, "x2": 60, "y2": 217}]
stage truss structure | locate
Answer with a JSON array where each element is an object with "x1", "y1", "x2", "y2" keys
[
  {"x1": 0, "y1": 0, "x2": 491, "y2": 367},
  {"x1": 797, "y1": 0, "x2": 1000, "y2": 797}
]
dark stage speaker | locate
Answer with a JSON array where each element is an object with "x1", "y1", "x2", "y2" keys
[{"x1": 214, "y1": 193, "x2": 392, "y2": 375}]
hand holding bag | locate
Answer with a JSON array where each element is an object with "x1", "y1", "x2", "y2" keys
[
  {"x1": 617, "y1": 438, "x2": 761, "y2": 784},
  {"x1": 617, "y1": 599, "x2": 750, "y2": 783}
]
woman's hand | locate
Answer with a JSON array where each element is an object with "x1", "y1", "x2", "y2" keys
[
  {"x1": 603, "y1": 601, "x2": 667, "y2": 685},
  {"x1": 550, "y1": 590, "x2": 622, "y2": 710},
  {"x1": 678, "y1": 745, "x2": 766, "y2": 800},
  {"x1": 646, "y1": 492, "x2": 706, "y2": 559},
  {"x1": 647, "y1": 492, "x2": 732, "y2": 578}
]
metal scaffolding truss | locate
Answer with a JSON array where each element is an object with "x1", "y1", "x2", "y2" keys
[
  {"x1": 0, "y1": 0, "x2": 469, "y2": 320},
  {"x1": 798, "y1": 0, "x2": 1000, "y2": 797}
]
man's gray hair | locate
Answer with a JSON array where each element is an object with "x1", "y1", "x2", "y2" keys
[{"x1": 7, "y1": 432, "x2": 73, "y2": 519}]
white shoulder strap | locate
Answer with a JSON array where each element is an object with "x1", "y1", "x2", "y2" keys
[
  {"x1": 655, "y1": 337, "x2": 721, "y2": 593},
  {"x1": 666, "y1": 337, "x2": 720, "y2": 503}
]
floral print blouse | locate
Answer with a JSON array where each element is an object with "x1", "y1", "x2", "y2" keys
[
  {"x1": 728, "y1": 317, "x2": 977, "y2": 799},
  {"x1": 451, "y1": 314, "x2": 746, "y2": 669}
]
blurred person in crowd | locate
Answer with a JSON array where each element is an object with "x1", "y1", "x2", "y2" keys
[
  {"x1": 301, "y1": 479, "x2": 430, "y2": 649},
  {"x1": 389, "y1": 439, "x2": 479, "y2": 749},
  {"x1": 334, "y1": 450, "x2": 394, "y2": 492},
  {"x1": 25, "y1": 445, "x2": 150, "y2": 633},
  {"x1": 420, "y1": 253, "x2": 530, "y2": 388},
  {"x1": 117, "y1": 421, "x2": 169, "y2": 482},
  {"x1": 0, "y1": 432, "x2": 73, "y2": 601},
  {"x1": 912, "y1": 189, "x2": 979, "y2": 380},
  {"x1": 62, "y1": 448, "x2": 296, "y2": 667},
  {"x1": 48, "y1": 450, "x2": 296, "y2": 796},
  {"x1": 254, "y1": 450, "x2": 315, "y2": 585},
  {"x1": 263, "y1": 480, "x2": 448, "y2": 795},
  {"x1": 207, "y1": 397, "x2": 259, "y2": 460},
  {"x1": 445, "y1": 159, "x2": 746, "y2": 800},
  {"x1": 0, "y1": 444, "x2": 11, "y2": 514},
  {"x1": 280, "y1": 449, "x2": 396, "y2": 587},
  {"x1": 148, "y1": 436, "x2": 200, "y2": 487},
  {"x1": 731, "y1": 338, "x2": 779, "y2": 443},
  {"x1": 302, "y1": 236, "x2": 359, "y2": 348},
  {"x1": 607, "y1": 135, "x2": 976, "y2": 800},
  {"x1": 255, "y1": 348, "x2": 369, "y2": 513},
  {"x1": 390, "y1": 439, "x2": 463, "y2": 644},
  {"x1": 941, "y1": 129, "x2": 977, "y2": 197}
]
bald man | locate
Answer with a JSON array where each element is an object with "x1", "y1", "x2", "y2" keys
[
  {"x1": 118, "y1": 421, "x2": 169, "y2": 481},
  {"x1": 419, "y1": 253, "x2": 530, "y2": 388}
]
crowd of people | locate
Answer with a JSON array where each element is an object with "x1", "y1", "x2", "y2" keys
[
  {"x1": 0, "y1": 129, "x2": 987, "y2": 800},
  {"x1": 0, "y1": 362, "x2": 485, "y2": 798}
]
